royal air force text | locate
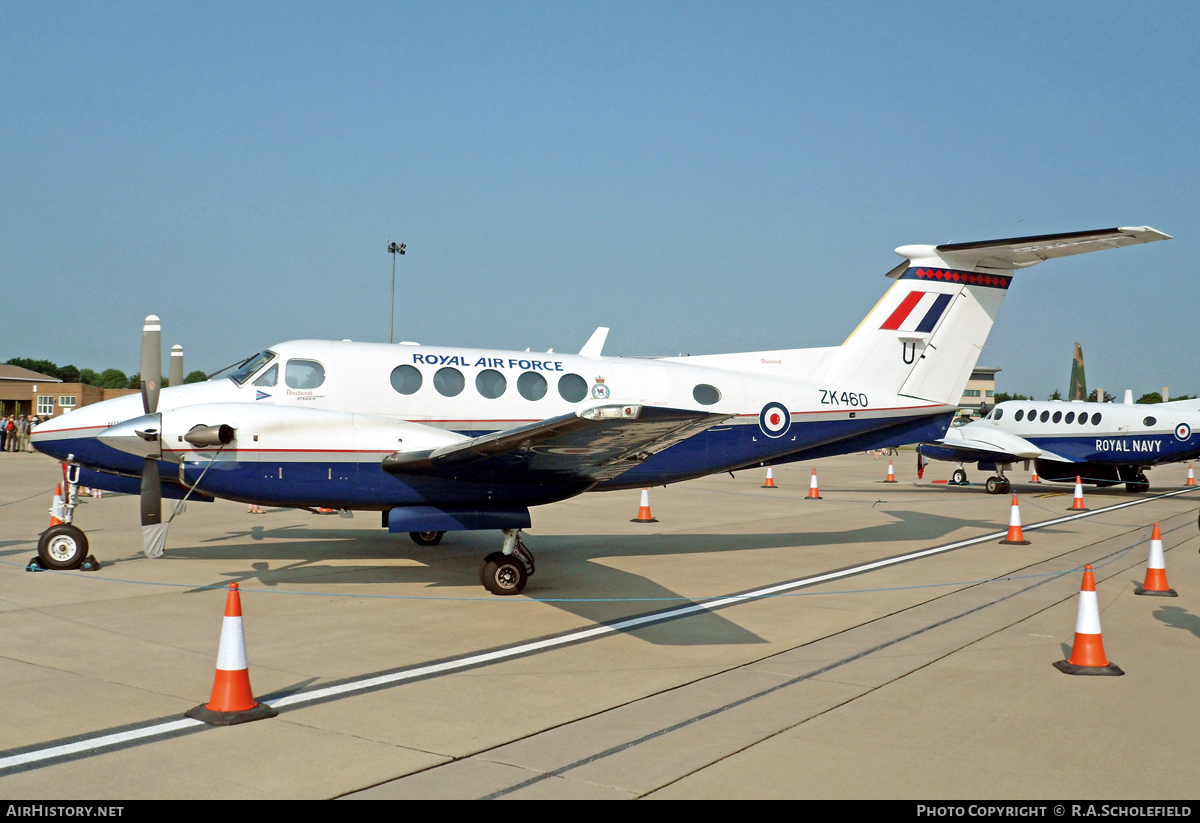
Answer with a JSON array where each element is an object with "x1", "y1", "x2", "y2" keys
[{"x1": 412, "y1": 354, "x2": 564, "y2": 372}]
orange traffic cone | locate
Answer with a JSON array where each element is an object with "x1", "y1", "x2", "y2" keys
[
  {"x1": 883, "y1": 461, "x2": 897, "y2": 483},
  {"x1": 805, "y1": 469, "x2": 822, "y2": 500},
  {"x1": 1067, "y1": 476, "x2": 1090, "y2": 511},
  {"x1": 762, "y1": 466, "x2": 777, "y2": 488},
  {"x1": 1134, "y1": 524, "x2": 1177, "y2": 597},
  {"x1": 186, "y1": 583, "x2": 278, "y2": 725},
  {"x1": 48, "y1": 484, "x2": 64, "y2": 527},
  {"x1": 999, "y1": 494, "x2": 1031, "y2": 545},
  {"x1": 631, "y1": 488, "x2": 658, "y2": 523},
  {"x1": 1054, "y1": 566, "x2": 1123, "y2": 676},
  {"x1": 1030, "y1": 469, "x2": 1041, "y2": 483},
  {"x1": 1186, "y1": 465, "x2": 1195, "y2": 487}
]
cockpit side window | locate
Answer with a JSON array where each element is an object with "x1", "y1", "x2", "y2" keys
[
  {"x1": 223, "y1": 351, "x2": 276, "y2": 386},
  {"x1": 253, "y1": 364, "x2": 278, "y2": 387}
]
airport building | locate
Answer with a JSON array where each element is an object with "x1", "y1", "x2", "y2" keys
[
  {"x1": 958, "y1": 367, "x2": 1000, "y2": 418},
  {"x1": 0, "y1": 365, "x2": 137, "y2": 418}
]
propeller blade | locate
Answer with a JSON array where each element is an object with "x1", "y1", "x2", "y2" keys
[
  {"x1": 140, "y1": 451, "x2": 167, "y2": 558},
  {"x1": 169, "y1": 344, "x2": 184, "y2": 388},
  {"x1": 140, "y1": 315, "x2": 161, "y2": 415},
  {"x1": 916, "y1": 445, "x2": 927, "y2": 480}
]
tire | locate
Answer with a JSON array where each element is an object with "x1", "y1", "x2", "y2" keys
[
  {"x1": 985, "y1": 477, "x2": 1001, "y2": 495},
  {"x1": 480, "y1": 551, "x2": 528, "y2": 596},
  {"x1": 1000, "y1": 480, "x2": 1012, "y2": 495},
  {"x1": 1127, "y1": 474, "x2": 1150, "y2": 494},
  {"x1": 952, "y1": 469, "x2": 967, "y2": 485},
  {"x1": 37, "y1": 524, "x2": 89, "y2": 570},
  {"x1": 409, "y1": 531, "x2": 445, "y2": 546}
]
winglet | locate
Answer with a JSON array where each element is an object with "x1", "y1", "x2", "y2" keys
[{"x1": 579, "y1": 327, "x2": 609, "y2": 357}]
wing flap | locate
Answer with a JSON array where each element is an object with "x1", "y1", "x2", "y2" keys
[{"x1": 382, "y1": 404, "x2": 730, "y2": 483}]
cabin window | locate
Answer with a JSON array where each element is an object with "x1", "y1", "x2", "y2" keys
[
  {"x1": 285, "y1": 359, "x2": 325, "y2": 389},
  {"x1": 433, "y1": 367, "x2": 465, "y2": 397},
  {"x1": 517, "y1": 371, "x2": 548, "y2": 401},
  {"x1": 1078, "y1": 413, "x2": 1089, "y2": 424},
  {"x1": 693, "y1": 384, "x2": 721, "y2": 405},
  {"x1": 1026, "y1": 409, "x2": 1036, "y2": 421},
  {"x1": 1065, "y1": 412, "x2": 1075, "y2": 424},
  {"x1": 1014, "y1": 410, "x2": 1024, "y2": 422},
  {"x1": 475, "y1": 369, "x2": 507, "y2": 399},
  {"x1": 1143, "y1": 416, "x2": 1157, "y2": 427},
  {"x1": 253, "y1": 364, "x2": 278, "y2": 387},
  {"x1": 1052, "y1": 411, "x2": 1062, "y2": 423},
  {"x1": 1091, "y1": 413, "x2": 1103, "y2": 426},
  {"x1": 993, "y1": 408, "x2": 1003, "y2": 420},
  {"x1": 1039, "y1": 410, "x2": 1049, "y2": 423},
  {"x1": 558, "y1": 373, "x2": 588, "y2": 403},
  {"x1": 390, "y1": 365, "x2": 422, "y2": 395}
]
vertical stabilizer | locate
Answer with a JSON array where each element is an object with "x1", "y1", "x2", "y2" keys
[{"x1": 1069, "y1": 343, "x2": 1087, "y2": 401}]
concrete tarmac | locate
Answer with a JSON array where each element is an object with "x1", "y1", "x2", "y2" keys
[{"x1": 0, "y1": 450, "x2": 1197, "y2": 798}]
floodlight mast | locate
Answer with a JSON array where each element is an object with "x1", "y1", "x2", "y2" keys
[{"x1": 387, "y1": 240, "x2": 406, "y2": 344}]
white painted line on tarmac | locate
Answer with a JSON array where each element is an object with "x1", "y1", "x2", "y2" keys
[{"x1": 3, "y1": 486, "x2": 1195, "y2": 774}]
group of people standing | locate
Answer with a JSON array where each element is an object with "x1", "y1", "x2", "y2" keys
[{"x1": 0, "y1": 414, "x2": 38, "y2": 453}]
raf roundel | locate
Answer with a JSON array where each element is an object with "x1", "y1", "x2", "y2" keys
[
  {"x1": 1175, "y1": 423, "x2": 1191, "y2": 442},
  {"x1": 759, "y1": 402, "x2": 791, "y2": 438}
]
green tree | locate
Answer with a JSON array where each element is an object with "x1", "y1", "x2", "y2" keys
[
  {"x1": 57, "y1": 365, "x2": 80, "y2": 383},
  {"x1": 1087, "y1": 390, "x2": 1115, "y2": 403},
  {"x1": 993, "y1": 392, "x2": 1032, "y2": 403},
  {"x1": 96, "y1": 369, "x2": 129, "y2": 389},
  {"x1": 184, "y1": 370, "x2": 209, "y2": 384},
  {"x1": 79, "y1": 369, "x2": 99, "y2": 386},
  {"x1": 1137, "y1": 392, "x2": 1163, "y2": 404},
  {"x1": 127, "y1": 373, "x2": 140, "y2": 389},
  {"x1": 1048, "y1": 389, "x2": 1063, "y2": 401}
]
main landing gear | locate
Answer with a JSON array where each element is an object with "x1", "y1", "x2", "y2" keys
[
  {"x1": 480, "y1": 528, "x2": 536, "y2": 596},
  {"x1": 35, "y1": 465, "x2": 96, "y2": 571},
  {"x1": 409, "y1": 530, "x2": 445, "y2": 546},
  {"x1": 1126, "y1": 472, "x2": 1150, "y2": 494}
]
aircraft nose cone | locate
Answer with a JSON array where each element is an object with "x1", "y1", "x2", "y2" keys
[{"x1": 98, "y1": 414, "x2": 162, "y2": 459}]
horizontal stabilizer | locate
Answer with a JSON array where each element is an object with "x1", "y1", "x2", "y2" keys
[
  {"x1": 579, "y1": 327, "x2": 609, "y2": 357},
  {"x1": 916, "y1": 226, "x2": 1170, "y2": 271}
]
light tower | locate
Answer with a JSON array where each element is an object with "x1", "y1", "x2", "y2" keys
[{"x1": 387, "y1": 240, "x2": 406, "y2": 344}]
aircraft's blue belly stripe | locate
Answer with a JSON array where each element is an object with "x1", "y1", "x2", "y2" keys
[
  {"x1": 37, "y1": 411, "x2": 954, "y2": 508},
  {"x1": 1027, "y1": 434, "x2": 1199, "y2": 465}
]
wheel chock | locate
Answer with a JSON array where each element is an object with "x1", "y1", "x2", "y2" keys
[
  {"x1": 26, "y1": 556, "x2": 46, "y2": 572},
  {"x1": 79, "y1": 555, "x2": 101, "y2": 572}
]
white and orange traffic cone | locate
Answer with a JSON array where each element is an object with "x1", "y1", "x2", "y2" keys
[
  {"x1": 1054, "y1": 565, "x2": 1124, "y2": 676},
  {"x1": 631, "y1": 488, "x2": 658, "y2": 523},
  {"x1": 762, "y1": 466, "x2": 777, "y2": 489},
  {"x1": 1030, "y1": 469, "x2": 1041, "y2": 483},
  {"x1": 48, "y1": 484, "x2": 64, "y2": 527},
  {"x1": 805, "y1": 469, "x2": 822, "y2": 500},
  {"x1": 999, "y1": 494, "x2": 1031, "y2": 545},
  {"x1": 1067, "y1": 476, "x2": 1089, "y2": 511},
  {"x1": 185, "y1": 583, "x2": 278, "y2": 725},
  {"x1": 1186, "y1": 465, "x2": 1195, "y2": 487},
  {"x1": 884, "y1": 461, "x2": 897, "y2": 483},
  {"x1": 1134, "y1": 523, "x2": 1177, "y2": 597}
]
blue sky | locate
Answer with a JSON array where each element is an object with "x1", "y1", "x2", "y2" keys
[{"x1": 2, "y1": 1, "x2": 1196, "y2": 398}]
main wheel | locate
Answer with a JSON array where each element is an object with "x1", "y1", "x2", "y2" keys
[
  {"x1": 985, "y1": 476, "x2": 1002, "y2": 494},
  {"x1": 1126, "y1": 473, "x2": 1150, "y2": 493},
  {"x1": 1000, "y1": 479, "x2": 1011, "y2": 495},
  {"x1": 38, "y1": 524, "x2": 89, "y2": 570},
  {"x1": 480, "y1": 551, "x2": 528, "y2": 596},
  {"x1": 409, "y1": 530, "x2": 445, "y2": 546},
  {"x1": 952, "y1": 468, "x2": 968, "y2": 485}
]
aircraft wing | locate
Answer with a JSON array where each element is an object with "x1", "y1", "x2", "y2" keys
[
  {"x1": 935, "y1": 226, "x2": 1170, "y2": 270},
  {"x1": 921, "y1": 425, "x2": 1071, "y2": 463},
  {"x1": 381, "y1": 404, "x2": 731, "y2": 484}
]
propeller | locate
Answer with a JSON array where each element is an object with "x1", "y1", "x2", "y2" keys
[
  {"x1": 916, "y1": 444, "x2": 927, "y2": 480},
  {"x1": 139, "y1": 315, "x2": 167, "y2": 558}
]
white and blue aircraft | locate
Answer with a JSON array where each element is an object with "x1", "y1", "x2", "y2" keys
[
  {"x1": 31, "y1": 227, "x2": 1169, "y2": 594},
  {"x1": 918, "y1": 395, "x2": 1200, "y2": 494}
]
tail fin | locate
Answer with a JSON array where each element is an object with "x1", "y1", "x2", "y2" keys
[
  {"x1": 824, "y1": 227, "x2": 1169, "y2": 405},
  {"x1": 1069, "y1": 343, "x2": 1087, "y2": 401}
]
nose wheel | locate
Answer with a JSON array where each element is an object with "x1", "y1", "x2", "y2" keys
[
  {"x1": 480, "y1": 529, "x2": 535, "y2": 596},
  {"x1": 37, "y1": 524, "x2": 90, "y2": 570}
]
